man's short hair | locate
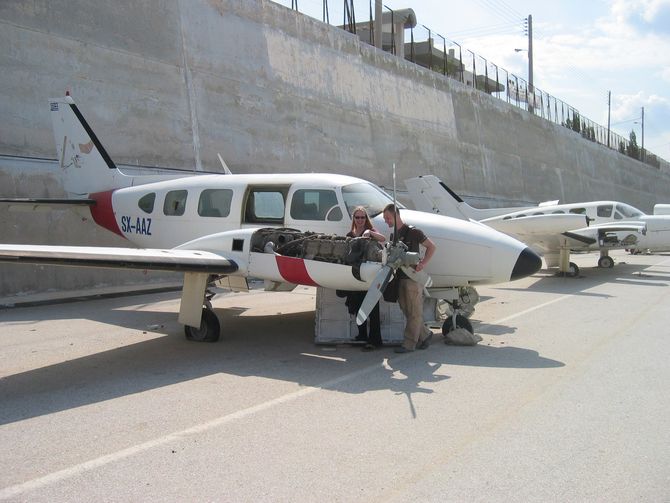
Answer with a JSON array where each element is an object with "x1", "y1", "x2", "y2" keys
[{"x1": 383, "y1": 203, "x2": 400, "y2": 215}]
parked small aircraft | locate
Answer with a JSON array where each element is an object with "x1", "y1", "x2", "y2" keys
[
  {"x1": 405, "y1": 175, "x2": 670, "y2": 277},
  {"x1": 0, "y1": 96, "x2": 542, "y2": 341}
]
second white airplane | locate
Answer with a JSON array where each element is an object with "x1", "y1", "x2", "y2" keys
[{"x1": 406, "y1": 175, "x2": 670, "y2": 276}]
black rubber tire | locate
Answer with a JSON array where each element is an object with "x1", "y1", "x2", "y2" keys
[
  {"x1": 598, "y1": 256, "x2": 614, "y2": 268},
  {"x1": 442, "y1": 314, "x2": 473, "y2": 338},
  {"x1": 557, "y1": 262, "x2": 579, "y2": 277},
  {"x1": 184, "y1": 308, "x2": 221, "y2": 342}
]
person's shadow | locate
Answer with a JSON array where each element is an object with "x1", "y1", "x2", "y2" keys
[{"x1": 381, "y1": 357, "x2": 450, "y2": 418}]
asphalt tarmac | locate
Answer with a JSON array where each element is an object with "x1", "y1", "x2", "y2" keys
[{"x1": 1, "y1": 250, "x2": 669, "y2": 502}]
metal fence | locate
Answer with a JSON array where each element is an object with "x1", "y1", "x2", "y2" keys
[{"x1": 275, "y1": 0, "x2": 662, "y2": 169}]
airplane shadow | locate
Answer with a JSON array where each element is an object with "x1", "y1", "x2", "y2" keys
[
  {"x1": 0, "y1": 298, "x2": 563, "y2": 425},
  {"x1": 495, "y1": 260, "x2": 669, "y2": 298}
]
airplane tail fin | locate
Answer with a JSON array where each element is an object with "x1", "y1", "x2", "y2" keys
[
  {"x1": 404, "y1": 175, "x2": 481, "y2": 220},
  {"x1": 49, "y1": 95, "x2": 129, "y2": 196},
  {"x1": 404, "y1": 175, "x2": 535, "y2": 221}
]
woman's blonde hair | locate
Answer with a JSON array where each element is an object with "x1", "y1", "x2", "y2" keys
[{"x1": 349, "y1": 205, "x2": 373, "y2": 234}]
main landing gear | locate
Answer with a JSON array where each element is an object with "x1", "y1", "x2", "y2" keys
[
  {"x1": 184, "y1": 307, "x2": 220, "y2": 342},
  {"x1": 556, "y1": 261, "x2": 580, "y2": 277},
  {"x1": 598, "y1": 255, "x2": 614, "y2": 269},
  {"x1": 184, "y1": 293, "x2": 221, "y2": 342}
]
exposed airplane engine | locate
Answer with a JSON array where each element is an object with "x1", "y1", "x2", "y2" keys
[{"x1": 250, "y1": 228, "x2": 382, "y2": 265}]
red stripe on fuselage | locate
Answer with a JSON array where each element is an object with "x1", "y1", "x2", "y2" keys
[
  {"x1": 89, "y1": 190, "x2": 124, "y2": 238},
  {"x1": 275, "y1": 256, "x2": 319, "y2": 286}
]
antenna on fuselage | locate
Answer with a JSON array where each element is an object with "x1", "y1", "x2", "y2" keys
[
  {"x1": 392, "y1": 163, "x2": 398, "y2": 244},
  {"x1": 217, "y1": 153, "x2": 232, "y2": 175}
]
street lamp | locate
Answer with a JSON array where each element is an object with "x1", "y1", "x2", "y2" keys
[
  {"x1": 634, "y1": 107, "x2": 645, "y2": 162},
  {"x1": 514, "y1": 15, "x2": 534, "y2": 113}
]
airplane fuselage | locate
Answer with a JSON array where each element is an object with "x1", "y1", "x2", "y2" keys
[{"x1": 90, "y1": 172, "x2": 538, "y2": 288}]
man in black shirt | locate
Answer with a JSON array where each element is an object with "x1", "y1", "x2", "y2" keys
[{"x1": 383, "y1": 204, "x2": 437, "y2": 353}]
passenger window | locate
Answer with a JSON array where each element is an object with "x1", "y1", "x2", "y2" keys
[
  {"x1": 163, "y1": 190, "x2": 187, "y2": 216},
  {"x1": 290, "y1": 189, "x2": 340, "y2": 221},
  {"x1": 569, "y1": 208, "x2": 586, "y2": 215},
  {"x1": 244, "y1": 188, "x2": 286, "y2": 223},
  {"x1": 198, "y1": 189, "x2": 233, "y2": 217},
  {"x1": 597, "y1": 205, "x2": 613, "y2": 217},
  {"x1": 138, "y1": 193, "x2": 155, "y2": 214}
]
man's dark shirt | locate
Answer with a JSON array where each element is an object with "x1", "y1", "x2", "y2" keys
[{"x1": 391, "y1": 224, "x2": 427, "y2": 279}]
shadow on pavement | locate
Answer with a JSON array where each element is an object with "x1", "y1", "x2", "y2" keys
[{"x1": 0, "y1": 295, "x2": 563, "y2": 425}]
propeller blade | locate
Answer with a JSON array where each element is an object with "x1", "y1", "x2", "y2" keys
[
  {"x1": 400, "y1": 265, "x2": 433, "y2": 288},
  {"x1": 356, "y1": 265, "x2": 393, "y2": 325}
]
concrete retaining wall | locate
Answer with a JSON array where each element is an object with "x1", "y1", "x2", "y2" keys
[{"x1": 2, "y1": 0, "x2": 670, "y2": 297}]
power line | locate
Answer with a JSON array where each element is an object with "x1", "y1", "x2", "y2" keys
[
  {"x1": 474, "y1": 0, "x2": 524, "y2": 26},
  {"x1": 449, "y1": 21, "x2": 523, "y2": 38}
]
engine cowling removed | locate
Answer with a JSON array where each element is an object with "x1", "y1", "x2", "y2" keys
[{"x1": 250, "y1": 228, "x2": 383, "y2": 265}]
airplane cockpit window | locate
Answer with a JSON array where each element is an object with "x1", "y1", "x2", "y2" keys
[
  {"x1": 138, "y1": 193, "x2": 155, "y2": 214},
  {"x1": 597, "y1": 204, "x2": 613, "y2": 218},
  {"x1": 198, "y1": 189, "x2": 233, "y2": 218},
  {"x1": 290, "y1": 189, "x2": 340, "y2": 221},
  {"x1": 532, "y1": 212, "x2": 544, "y2": 215},
  {"x1": 616, "y1": 203, "x2": 643, "y2": 219},
  {"x1": 341, "y1": 182, "x2": 399, "y2": 217},
  {"x1": 551, "y1": 210, "x2": 565, "y2": 214},
  {"x1": 569, "y1": 208, "x2": 586, "y2": 215},
  {"x1": 163, "y1": 190, "x2": 187, "y2": 216},
  {"x1": 244, "y1": 187, "x2": 287, "y2": 224}
]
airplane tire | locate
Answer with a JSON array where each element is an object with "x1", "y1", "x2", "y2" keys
[
  {"x1": 184, "y1": 308, "x2": 221, "y2": 342},
  {"x1": 568, "y1": 262, "x2": 580, "y2": 276},
  {"x1": 598, "y1": 256, "x2": 614, "y2": 268},
  {"x1": 442, "y1": 314, "x2": 473, "y2": 338},
  {"x1": 557, "y1": 262, "x2": 579, "y2": 277}
]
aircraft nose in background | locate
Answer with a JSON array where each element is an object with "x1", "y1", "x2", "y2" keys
[{"x1": 510, "y1": 247, "x2": 542, "y2": 281}]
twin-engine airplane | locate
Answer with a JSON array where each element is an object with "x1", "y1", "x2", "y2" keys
[
  {"x1": 406, "y1": 175, "x2": 670, "y2": 276},
  {"x1": 0, "y1": 96, "x2": 542, "y2": 341}
]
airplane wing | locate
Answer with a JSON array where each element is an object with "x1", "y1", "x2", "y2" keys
[
  {"x1": 480, "y1": 213, "x2": 647, "y2": 254},
  {"x1": 480, "y1": 214, "x2": 589, "y2": 254},
  {"x1": 561, "y1": 222, "x2": 646, "y2": 249},
  {"x1": 0, "y1": 244, "x2": 238, "y2": 274}
]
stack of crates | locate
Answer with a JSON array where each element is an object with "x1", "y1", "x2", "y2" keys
[{"x1": 314, "y1": 287, "x2": 446, "y2": 344}]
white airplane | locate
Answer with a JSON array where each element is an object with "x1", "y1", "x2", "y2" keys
[
  {"x1": 626, "y1": 203, "x2": 670, "y2": 254},
  {"x1": 0, "y1": 96, "x2": 542, "y2": 341},
  {"x1": 405, "y1": 175, "x2": 670, "y2": 277}
]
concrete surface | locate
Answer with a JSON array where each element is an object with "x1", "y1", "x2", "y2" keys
[{"x1": 1, "y1": 249, "x2": 668, "y2": 501}]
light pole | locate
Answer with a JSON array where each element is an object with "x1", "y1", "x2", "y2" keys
[
  {"x1": 514, "y1": 15, "x2": 534, "y2": 113},
  {"x1": 634, "y1": 107, "x2": 645, "y2": 162}
]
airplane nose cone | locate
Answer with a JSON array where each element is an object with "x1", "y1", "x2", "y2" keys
[{"x1": 510, "y1": 247, "x2": 542, "y2": 281}]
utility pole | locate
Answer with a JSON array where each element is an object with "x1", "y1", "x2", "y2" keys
[
  {"x1": 607, "y1": 91, "x2": 611, "y2": 148},
  {"x1": 641, "y1": 106, "x2": 645, "y2": 161},
  {"x1": 526, "y1": 14, "x2": 534, "y2": 114}
]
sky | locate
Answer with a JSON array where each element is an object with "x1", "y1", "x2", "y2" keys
[{"x1": 276, "y1": 0, "x2": 670, "y2": 161}]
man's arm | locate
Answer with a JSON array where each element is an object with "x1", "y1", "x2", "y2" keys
[{"x1": 416, "y1": 236, "x2": 436, "y2": 272}]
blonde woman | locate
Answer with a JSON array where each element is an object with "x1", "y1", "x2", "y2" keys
[{"x1": 346, "y1": 206, "x2": 385, "y2": 351}]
